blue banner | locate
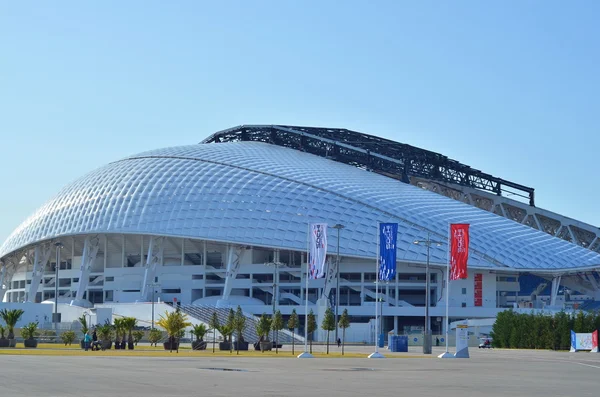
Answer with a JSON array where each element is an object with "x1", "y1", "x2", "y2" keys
[{"x1": 379, "y1": 223, "x2": 398, "y2": 281}]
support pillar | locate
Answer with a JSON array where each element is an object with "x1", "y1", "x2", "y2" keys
[
  {"x1": 219, "y1": 245, "x2": 245, "y2": 307},
  {"x1": 550, "y1": 275, "x2": 562, "y2": 306},
  {"x1": 28, "y1": 244, "x2": 52, "y2": 303},
  {"x1": 141, "y1": 237, "x2": 164, "y2": 302},
  {"x1": 72, "y1": 236, "x2": 100, "y2": 306}
]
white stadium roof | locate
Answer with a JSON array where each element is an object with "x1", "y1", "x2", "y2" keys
[{"x1": 2, "y1": 141, "x2": 600, "y2": 272}]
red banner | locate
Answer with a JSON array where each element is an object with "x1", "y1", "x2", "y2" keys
[
  {"x1": 593, "y1": 330, "x2": 598, "y2": 350},
  {"x1": 474, "y1": 273, "x2": 482, "y2": 306},
  {"x1": 450, "y1": 224, "x2": 470, "y2": 281}
]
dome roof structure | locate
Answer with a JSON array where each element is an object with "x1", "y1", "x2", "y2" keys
[{"x1": 2, "y1": 141, "x2": 600, "y2": 272}]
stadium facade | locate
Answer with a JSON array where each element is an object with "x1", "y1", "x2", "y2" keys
[{"x1": 1, "y1": 125, "x2": 600, "y2": 336}]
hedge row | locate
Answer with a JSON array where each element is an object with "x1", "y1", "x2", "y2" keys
[{"x1": 490, "y1": 310, "x2": 600, "y2": 350}]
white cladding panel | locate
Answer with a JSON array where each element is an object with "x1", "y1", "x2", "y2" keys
[{"x1": 2, "y1": 142, "x2": 600, "y2": 271}]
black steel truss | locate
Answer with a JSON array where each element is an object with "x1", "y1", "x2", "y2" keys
[{"x1": 201, "y1": 125, "x2": 535, "y2": 206}]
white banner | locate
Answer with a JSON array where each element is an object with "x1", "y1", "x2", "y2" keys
[{"x1": 309, "y1": 223, "x2": 328, "y2": 279}]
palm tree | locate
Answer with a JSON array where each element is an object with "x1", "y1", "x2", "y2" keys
[
  {"x1": 113, "y1": 318, "x2": 125, "y2": 349},
  {"x1": 0, "y1": 309, "x2": 24, "y2": 342},
  {"x1": 156, "y1": 310, "x2": 192, "y2": 353},
  {"x1": 191, "y1": 323, "x2": 208, "y2": 350},
  {"x1": 121, "y1": 317, "x2": 138, "y2": 349}
]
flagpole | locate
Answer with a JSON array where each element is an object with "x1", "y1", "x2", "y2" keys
[
  {"x1": 298, "y1": 223, "x2": 313, "y2": 358},
  {"x1": 439, "y1": 223, "x2": 453, "y2": 358},
  {"x1": 369, "y1": 222, "x2": 384, "y2": 358}
]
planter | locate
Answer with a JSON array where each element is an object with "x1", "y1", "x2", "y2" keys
[
  {"x1": 101, "y1": 340, "x2": 112, "y2": 351},
  {"x1": 8, "y1": 339, "x2": 17, "y2": 348},
  {"x1": 219, "y1": 341, "x2": 231, "y2": 351},
  {"x1": 260, "y1": 341, "x2": 273, "y2": 352},
  {"x1": 234, "y1": 341, "x2": 249, "y2": 351},
  {"x1": 0, "y1": 339, "x2": 10, "y2": 348},
  {"x1": 24, "y1": 339, "x2": 38, "y2": 348},
  {"x1": 163, "y1": 341, "x2": 179, "y2": 351},
  {"x1": 128, "y1": 342, "x2": 135, "y2": 350},
  {"x1": 192, "y1": 340, "x2": 207, "y2": 350}
]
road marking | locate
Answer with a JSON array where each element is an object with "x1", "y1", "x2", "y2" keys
[{"x1": 573, "y1": 362, "x2": 600, "y2": 369}]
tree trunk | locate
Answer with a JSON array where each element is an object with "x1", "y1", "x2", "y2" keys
[
  {"x1": 342, "y1": 329, "x2": 345, "y2": 356},
  {"x1": 310, "y1": 333, "x2": 313, "y2": 354},
  {"x1": 326, "y1": 331, "x2": 329, "y2": 355},
  {"x1": 292, "y1": 331, "x2": 295, "y2": 355},
  {"x1": 212, "y1": 335, "x2": 215, "y2": 353},
  {"x1": 236, "y1": 332, "x2": 240, "y2": 355},
  {"x1": 276, "y1": 330, "x2": 279, "y2": 354}
]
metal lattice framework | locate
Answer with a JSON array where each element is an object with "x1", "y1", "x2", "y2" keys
[
  {"x1": 202, "y1": 125, "x2": 536, "y2": 206},
  {"x1": 202, "y1": 125, "x2": 600, "y2": 254}
]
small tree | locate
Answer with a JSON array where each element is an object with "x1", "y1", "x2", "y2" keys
[
  {"x1": 234, "y1": 306, "x2": 247, "y2": 355},
  {"x1": 321, "y1": 307, "x2": 335, "y2": 354},
  {"x1": 0, "y1": 325, "x2": 5, "y2": 340},
  {"x1": 256, "y1": 313, "x2": 272, "y2": 353},
  {"x1": 209, "y1": 312, "x2": 220, "y2": 353},
  {"x1": 307, "y1": 310, "x2": 317, "y2": 354},
  {"x1": 148, "y1": 328, "x2": 163, "y2": 347},
  {"x1": 61, "y1": 330, "x2": 77, "y2": 346},
  {"x1": 338, "y1": 309, "x2": 350, "y2": 356},
  {"x1": 288, "y1": 309, "x2": 299, "y2": 355},
  {"x1": 133, "y1": 330, "x2": 144, "y2": 346},
  {"x1": 226, "y1": 309, "x2": 236, "y2": 353},
  {"x1": 272, "y1": 310, "x2": 284, "y2": 354}
]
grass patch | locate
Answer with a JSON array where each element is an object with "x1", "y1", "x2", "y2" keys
[{"x1": 0, "y1": 347, "x2": 424, "y2": 359}]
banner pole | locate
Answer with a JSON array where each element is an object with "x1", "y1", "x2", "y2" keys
[
  {"x1": 369, "y1": 223, "x2": 384, "y2": 358},
  {"x1": 298, "y1": 223, "x2": 312, "y2": 358},
  {"x1": 445, "y1": 223, "x2": 451, "y2": 354}
]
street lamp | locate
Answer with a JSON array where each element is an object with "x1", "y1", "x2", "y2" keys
[
  {"x1": 413, "y1": 233, "x2": 443, "y2": 354},
  {"x1": 265, "y1": 255, "x2": 285, "y2": 342},
  {"x1": 146, "y1": 282, "x2": 160, "y2": 329},
  {"x1": 53, "y1": 242, "x2": 63, "y2": 329},
  {"x1": 332, "y1": 224, "x2": 344, "y2": 342}
]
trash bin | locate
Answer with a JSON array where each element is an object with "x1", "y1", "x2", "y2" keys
[
  {"x1": 396, "y1": 336, "x2": 408, "y2": 352},
  {"x1": 389, "y1": 336, "x2": 399, "y2": 352},
  {"x1": 378, "y1": 334, "x2": 385, "y2": 348}
]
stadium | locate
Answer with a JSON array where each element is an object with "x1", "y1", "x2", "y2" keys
[{"x1": 1, "y1": 125, "x2": 600, "y2": 342}]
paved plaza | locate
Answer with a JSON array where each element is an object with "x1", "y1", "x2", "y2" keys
[{"x1": 1, "y1": 346, "x2": 599, "y2": 396}]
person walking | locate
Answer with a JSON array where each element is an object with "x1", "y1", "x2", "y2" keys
[{"x1": 84, "y1": 332, "x2": 92, "y2": 351}]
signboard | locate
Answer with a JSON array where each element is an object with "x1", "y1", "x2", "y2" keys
[
  {"x1": 474, "y1": 273, "x2": 483, "y2": 307},
  {"x1": 455, "y1": 324, "x2": 470, "y2": 358},
  {"x1": 570, "y1": 330, "x2": 595, "y2": 351}
]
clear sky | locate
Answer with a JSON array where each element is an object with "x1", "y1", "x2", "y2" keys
[{"x1": 1, "y1": 1, "x2": 598, "y2": 244}]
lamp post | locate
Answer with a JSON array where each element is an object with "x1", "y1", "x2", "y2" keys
[
  {"x1": 332, "y1": 224, "x2": 344, "y2": 342},
  {"x1": 53, "y1": 242, "x2": 63, "y2": 329},
  {"x1": 265, "y1": 255, "x2": 284, "y2": 342},
  {"x1": 146, "y1": 282, "x2": 160, "y2": 329},
  {"x1": 413, "y1": 233, "x2": 443, "y2": 354}
]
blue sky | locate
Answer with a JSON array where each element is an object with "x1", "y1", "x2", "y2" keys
[{"x1": 1, "y1": 1, "x2": 598, "y2": 243}]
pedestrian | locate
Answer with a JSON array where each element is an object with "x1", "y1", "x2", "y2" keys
[
  {"x1": 92, "y1": 329, "x2": 98, "y2": 351},
  {"x1": 436, "y1": 337, "x2": 440, "y2": 347},
  {"x1": 337, "y1": 338, "x2": 341, "y2": 348},
  {"x1": 84, "y1": 332, "x2": 92, "y2": 351}
]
